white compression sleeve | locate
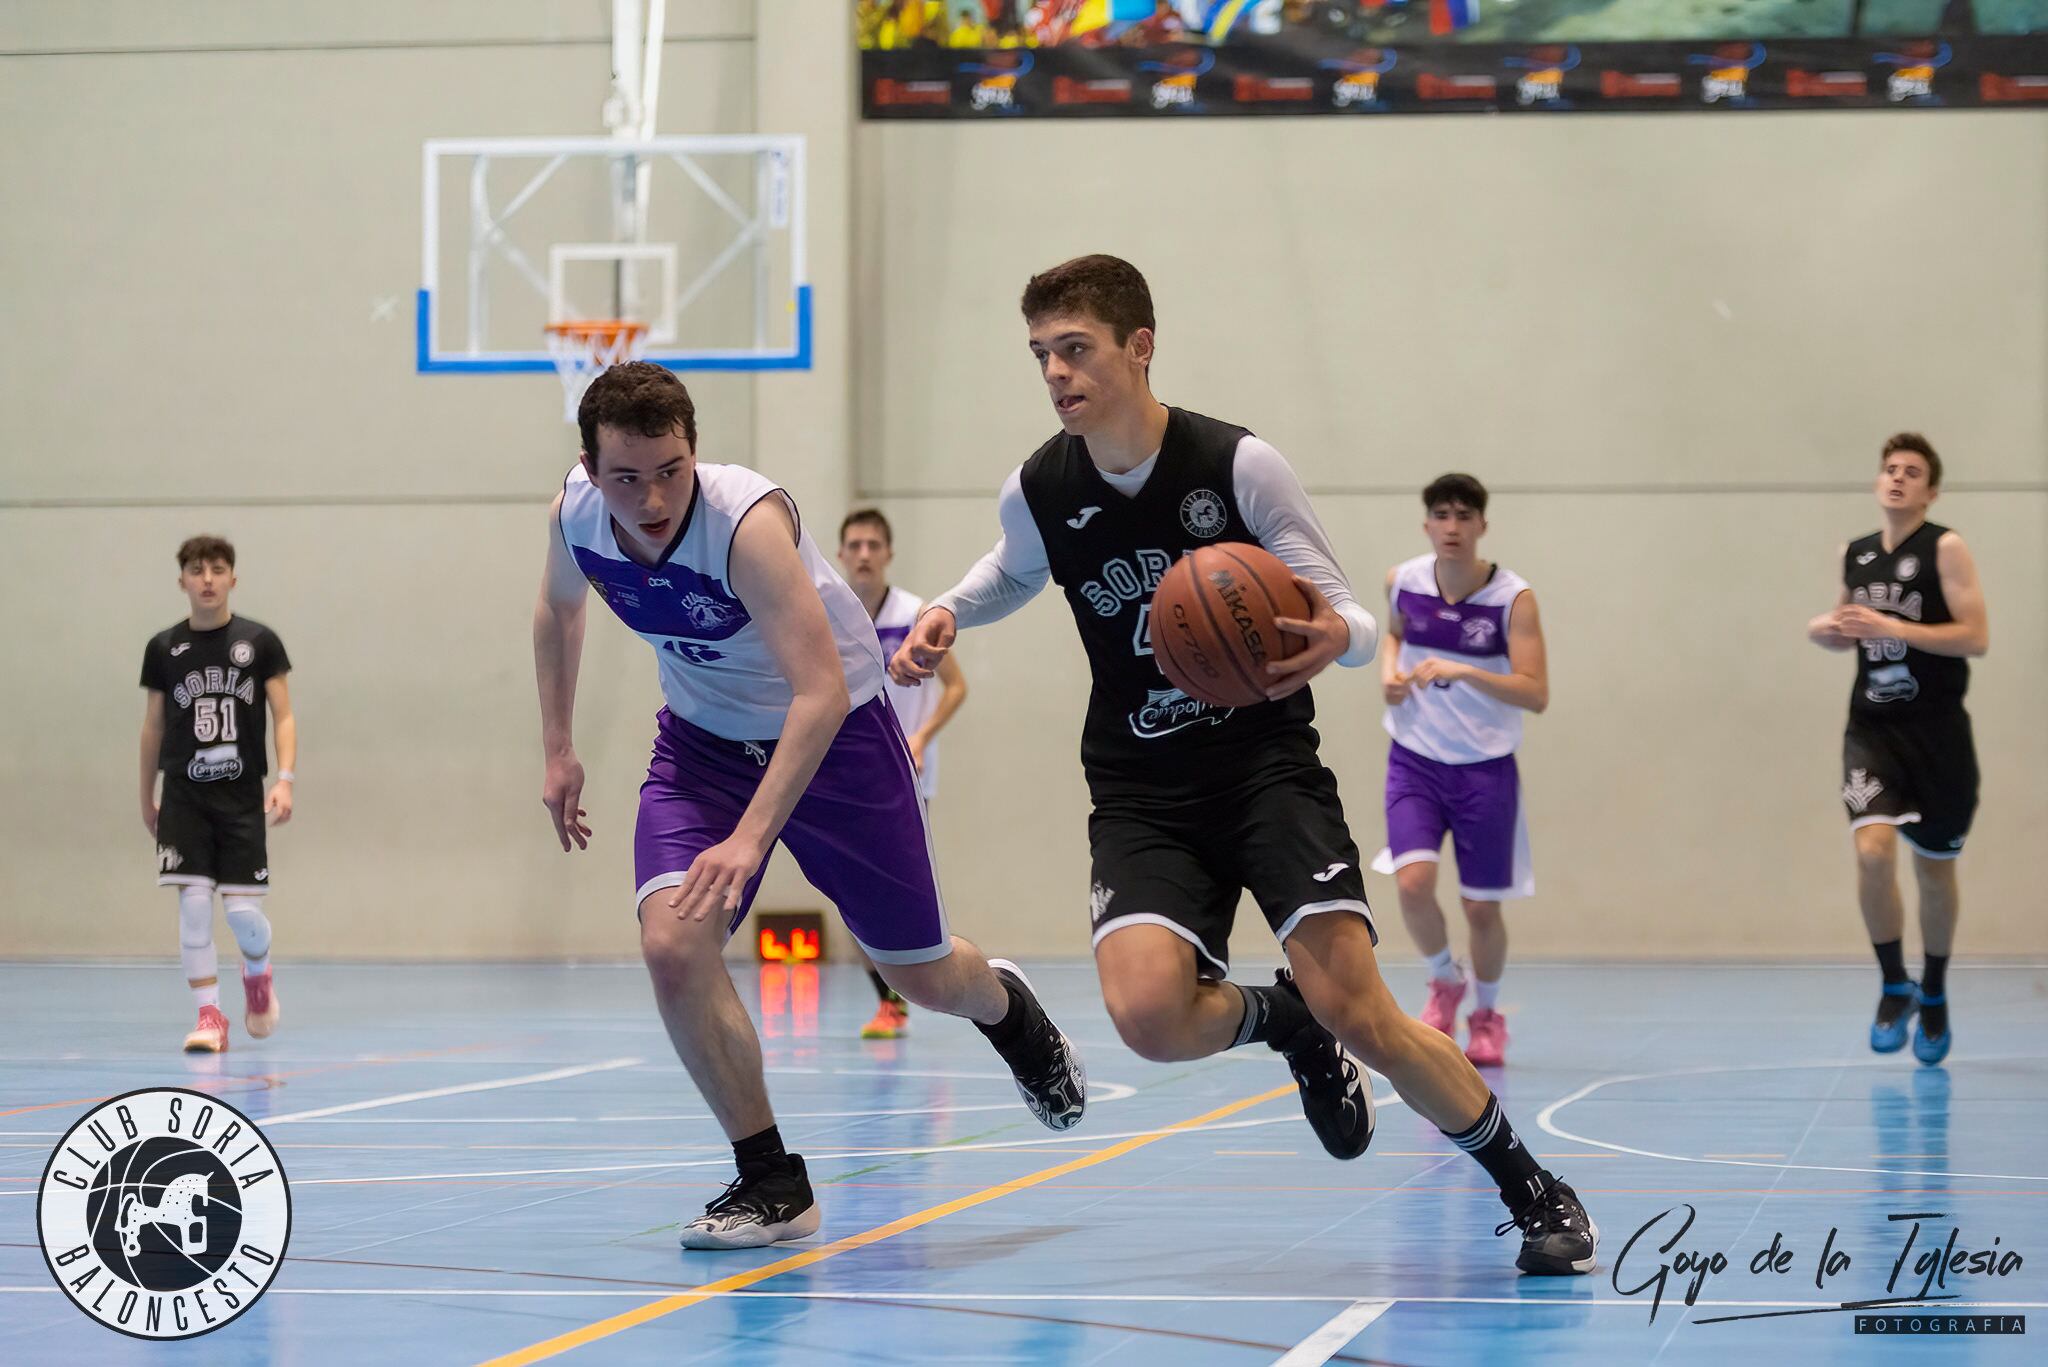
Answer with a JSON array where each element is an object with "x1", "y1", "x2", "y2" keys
[
  {"x1": 926, "y1": 467, "x2": 1051, "y2": 631},
  {"x1": 222, "y1": 896, "x2": 272, "y2": 974},
  {"x1": 1231, "y1": 437, "x2": 1379, "y2": 667},
  {"x1": 177, "y1": 886, "x2": 217, "y2": 989}
]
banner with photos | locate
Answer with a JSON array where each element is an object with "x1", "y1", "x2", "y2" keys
[{"x1": 859, "y1": 2, "x2": 2048, "y2": 118}]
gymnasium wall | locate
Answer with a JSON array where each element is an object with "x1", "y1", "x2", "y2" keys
[{"x1": 0, "y1": 3, "x2": 2041, "y2": 962}]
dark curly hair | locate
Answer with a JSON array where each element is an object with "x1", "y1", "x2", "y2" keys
[
  {"x1": 176, "y1": 535, "x2": 235, "y2": 570},
  {"x1": 1881, "y1": 432, "x2": 1943, "y2": 489},
  {"x1": 1020, "y1": 255, "x2": 1157, "y2": 353},
  {"x1": 578, "y1": 362, "x2": 698, "y2": 466}
]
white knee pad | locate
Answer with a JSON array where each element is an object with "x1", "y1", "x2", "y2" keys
[
  {"x1": 177, "y1": 886, "x2": 217, "y2": 982},
  {"x1": 222, "y1": 896, "x2": 272, "y2": 965}
]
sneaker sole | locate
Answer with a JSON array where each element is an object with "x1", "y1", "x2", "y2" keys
[
  {"x1": 182, "y1": 1036, "x2": 226, "y2": 1054},
  {"x1": 987, "y1": 958, "x2": 1087, "y2": 1132},
  {"x1": 678, "y1": 1201, "x2": 821, "y2": 1250},
  {"x1": 1517, "y1": 1219, "x2": 1601, "y2": 1276}
]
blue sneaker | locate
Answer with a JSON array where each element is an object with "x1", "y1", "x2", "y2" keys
[
  {"x1": 1870, "y1": 981, "x2": 1917, "y2": 1053},
  {"x1": 1912, "y1": 991, "x2": 1951, "y2": 1066}
]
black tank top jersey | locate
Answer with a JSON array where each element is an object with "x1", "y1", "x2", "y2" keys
[
  {"x1": 1017, "y1": 406, "x2": 1317, "y2": 799},
  {"x1": 140, "y1": 617, "x2": 291, "y2": 788},
  {"x1": 1842, "y1": 521, "x2": 1967, "y2": 718}
]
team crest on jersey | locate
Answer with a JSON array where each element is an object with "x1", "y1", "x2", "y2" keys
[
  {"x1": 1460, "y1": 618, "x2": 1497, "y2": 651},
  {"x1": 1179, "y1": 489, "x2": 1228, "y2": 539},
  {"x1": 228, "y1": 641, "x2": 254, "y2": 668},
  {"x1": 1841, "y1": 768, "x2": 1884, "y2": 814},
  {"x1": 679, "y1": 591, "x2": 740, "y2": 633},
  {"x1": 1130, "y1": 687, "x2": 1232, "y2": 739},
  {"x1": 1895, "y1": 554, "x2": 1919, "y2": 581}
]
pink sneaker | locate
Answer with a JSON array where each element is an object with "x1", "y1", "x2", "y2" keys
[
  {"x1": 1420, "y1": 976, "x2": 1467, "y2": 1036},
  {"x1": 1464, "y1": 1008, "x2": 1508, "y2": 1067},
  {"x1": 243, "y1": 969, "x2": 279, "y2": 1039},
  {"x1": 183, "y1": 1005, "x2": 229, "y2": 1054}
]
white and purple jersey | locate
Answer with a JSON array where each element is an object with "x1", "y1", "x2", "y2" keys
[
  {"x1": 559, "y1": 462, "x2": 886, "y2": 742},
  {"x1": 1383, "y1": 554, "x2": 1531, "y2": 765},
  {"x1": 873, "y1": 586, "x2": 942, "y2": 799}
]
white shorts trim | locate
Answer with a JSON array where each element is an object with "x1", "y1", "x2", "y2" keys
[
  {"x1": 855, "y1": 936, "x2": 954, "y2": 966},
  {"x1": 636, "y1": 872, "x2": 687, "y2": 908},
  {"x1": 1850, "y1": 813, "x2": 1922, "y2": 832},
  {"x1": 216, "y1": 884, "x2": 270, "y2": 898},
  {"x1": 1900, "y1": 833, "x2": 1965, "y2": 861},
  {"x1": 1092, "y1": 913, "x2": 1230, "y2": 978},
  {"x1": 1369, "y1": 847, "x2": 1440, "y2": 876},
  {"x1": 158, "y1": 874, "x2": 215, "y2": 890},
  {"x1": 1274, "y1": 898, "x2": 1378, "y2": 948}
]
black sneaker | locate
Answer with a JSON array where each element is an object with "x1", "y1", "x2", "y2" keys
[
  {"x1": 1273, "y1": 970, "x2": 1374, "y2": 1160},
  {"x1": 987, "y1": 959, "x2": 1087, "y2": 1131},
  {"x1": 1496, "y1": 1178, "x2": 1599, "y2": 1275},
  {"x1": 679, "y1": 1154, "x2": 821, "y2": 1249}
]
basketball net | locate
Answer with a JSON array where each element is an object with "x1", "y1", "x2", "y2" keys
[{"x1": 543, "y1": 320, "x2": 649, "y2": 422}]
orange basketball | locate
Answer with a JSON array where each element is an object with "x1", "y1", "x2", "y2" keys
[{"x1": 1148, "y1": 543, "x2": 1309, "y2": 708}]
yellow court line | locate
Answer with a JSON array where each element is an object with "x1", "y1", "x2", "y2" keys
[{"x1": 476, "y1": 1084, "x2": 1297, "y2": 1367}]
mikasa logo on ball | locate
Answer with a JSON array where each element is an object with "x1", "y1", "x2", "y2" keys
[
  {"x1": 38, "y1": 1088, "x2": 290, "y2": 1340},
  {"x1": 1179, "y1": 489, "x2": 1227, "y2": 538}
]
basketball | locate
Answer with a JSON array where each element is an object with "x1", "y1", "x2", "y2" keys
[{"x1": 1148, "y1": 543, "x2": 1309, "y2": 708}]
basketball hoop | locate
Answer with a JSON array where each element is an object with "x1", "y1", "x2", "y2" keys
[{"x1": 544, "y1": 319, "x2": 648, "y2": 422}]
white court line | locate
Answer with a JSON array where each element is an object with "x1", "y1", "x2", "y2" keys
[
  {"x1": 1536, "y1": 1056, "x2": 2048, "y2": 1183},
  {"x1": 1271, "y1": 1298, "x2": 1395, "y2": 1365},
  {"x1": 258, "y1": 1058, "x2": 644, "y2": 1126},
  {"x1": 0, "y1": 1288, "x2": 2043, "y2": 1309},
  {"x1": 0, "y1": 1091, "x2": 1407, "y2": 1195}
]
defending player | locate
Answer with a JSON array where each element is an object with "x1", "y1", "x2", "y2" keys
[
  {"x1": 534, "y1": 363, "x2": 1085, "y2": 1249},
  {"x1": 1375, "y1": 474, "x2": 1547, "y2": 1067}
]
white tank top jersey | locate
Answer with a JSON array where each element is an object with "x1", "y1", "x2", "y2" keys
[
  {"x1": 558, "y1": 462, "x2": 886, "y2": 742},
  {"x1": 873, "y1": 585, "x2": 941, "y2": 799},
  {"x1": 1383, "y1": 553, "x2": 1531, "y2": 765}
]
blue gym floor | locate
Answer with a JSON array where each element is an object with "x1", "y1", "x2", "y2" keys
[{"x1": 1, "y1": 961, "x2": 2042, "y2": 1365}]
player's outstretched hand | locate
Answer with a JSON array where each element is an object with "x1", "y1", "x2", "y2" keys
[
  {"x1": 1265, "y1": 577, "x2": 1348, "y2": 701},
  {"x1": 265, "y1": 779, "x2": 294, "y2": 827},
  {"x1": 543, "y1": 751, "x2": 592, "y2": 851},
  {"x1": 668, "y1": 835, "x2": 765, "y2": 923},
  {"x1": 890, "y1": 606, "x2": 957, "y2": 687}
]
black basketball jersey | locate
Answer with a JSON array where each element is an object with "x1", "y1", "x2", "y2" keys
[
  {"x1": 1017, "y1": 406, "x2": 1317, "y2": 798},
  {"x1": 140, "y1": 617, "x2": 291, "y2": 788},
  {"x1": 1842, "y1": 521, "x2": 1967, "y2": 718}
]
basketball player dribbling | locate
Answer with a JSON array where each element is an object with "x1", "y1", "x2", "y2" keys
[
  {"x1": 1806, "y1": 433, "x2": 1989, "y2": 1065},
  {"x1": 892, "y1": 256, "x2": 1597, "y2": 1274},
  {"x1": 534, "y1": 363, "x2": 1086, "y2": 1249},
  {"x1": 139, "y1": 536, "x2": 293, "y2": 1054},
  {"x1": 838, "y1": 507, "x2": 971, "y2": 1039}
]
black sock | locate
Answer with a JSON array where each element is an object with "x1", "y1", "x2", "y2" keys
[
  {"x1": 732, "y1": 1124, "x2": 791, "y2": 1180},
  {"x1": 1919, "y1": 955, "x2": 1950, "y2": 1039},
  {"x1": 1231, "y1": 982, "x2": 1314, "y2": 1050},
  {"x1": 1873, "y1": 939, "x2": 1910, "y2": 987},
  {"x1": 975, "y1": 973, "x2": 1034, "y2": 1055},
  {"x1": 1444, "y1": 1094, "x2": 1551, "y2": 1211},
  {"x1": 867, "y1": 969, "x2": 904, "y2": 1006}
]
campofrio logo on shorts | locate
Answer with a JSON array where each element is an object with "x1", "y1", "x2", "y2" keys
[{"x1": 38, "y1": 1088, "x2": 290, "y2": 1340}]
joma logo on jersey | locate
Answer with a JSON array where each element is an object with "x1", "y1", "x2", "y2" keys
[
  {"x1": 1080, "y1": 549, "x2": 1174, "y2": 619},
  {"x1": 1852, "y1": 583, "x2": 1924, "y2": 620}
]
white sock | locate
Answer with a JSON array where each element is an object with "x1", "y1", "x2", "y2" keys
[
  {"x1": 223, "y1": 896, "x2": 273, "y2": 976},
  {"x1": 1473, "y1": 977, "x2": 1501, "y2": 1012},
  {"x1": 1424, "y1": 948, "x2": 1461, "y2": 984},
  {"x1": 177, "y1": 887, "x2": 219, "y2": 1008}
]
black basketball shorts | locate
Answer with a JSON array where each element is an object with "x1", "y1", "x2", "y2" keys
[
  {"x1": 1841, "y1": 710, "x2": 1979, "y2": 859},
  {"x1": 155, "y1": 779, "x2": 271, "y2": 895}
]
